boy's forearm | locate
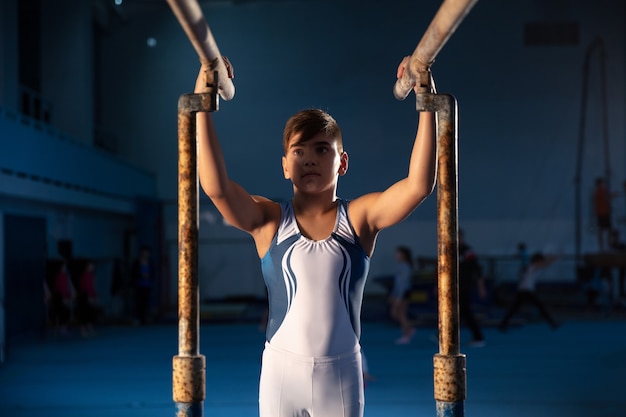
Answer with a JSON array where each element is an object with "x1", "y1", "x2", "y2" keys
[
  {"x1": 196, "y1": 112, "x2": 231, "y2": 199},
  {"x1": 195, "y1": 111, "x2": 269, "y2": 235},
  {"x1": 407, "y1": 111, "x2": 437, "y2": 196}
]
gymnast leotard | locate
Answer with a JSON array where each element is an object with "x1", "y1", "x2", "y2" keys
[{"x1": 258, "y1": 199, "x2": 370, "y2": 417}]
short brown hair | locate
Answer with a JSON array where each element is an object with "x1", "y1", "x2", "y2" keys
[{"x1": 282, "y1": 109, "x2": 342, "y2": 154}]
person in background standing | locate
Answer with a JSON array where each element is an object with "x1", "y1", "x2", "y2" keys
[
  {"x1": 389, "y1": 246, "x2": 416, "y2": 345},
  {"x1": 458, "y1": 229, "x2": 487, "y2": 347},
  {"x1": 608, "y1": 229, "x2": 626, "y2": 303},
  {"x1": 593, "y1": 177, "x2": 613, "y2": 251},
  {"x1": 76, "y1": 260, "x2": 100, "y2": 337},
  {"x1": 48, "y1": 260, "x2": 75, "y2": 335},
  {"x1": 517, "y1": 242, "x2": 529, "y2": 276},
  {"x1": 110, "y1": 257, "x2": 125, "y2": 320},
  {"x1": 133, "y1": 246, "x2": 154, "y2": 325}
]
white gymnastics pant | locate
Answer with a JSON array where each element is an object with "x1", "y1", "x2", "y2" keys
[{"x1": 259, "y1": 342, "x2": 364, "y2": 417}]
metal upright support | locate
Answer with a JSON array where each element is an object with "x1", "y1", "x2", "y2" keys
[
  {"x1": 416, "y1": 92, "x2": 465, "y2": 417},
  {"x1": 172, "y1": 89, "x2": 218, "y2": 417},
  {"x1": 574, "y1": 37, "x2": 610, "y2": 267}
]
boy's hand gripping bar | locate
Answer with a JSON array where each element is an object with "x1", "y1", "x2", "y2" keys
[
  {"x1": 167, "y1": 0, "x2": 235, "y2": 101},
  {"x1": 394, "y1": 0, "x2": 478, "y2": 100}
]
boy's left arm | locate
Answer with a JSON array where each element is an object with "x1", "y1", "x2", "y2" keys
[
  {"x1": 349, "y1": 58, "x2": 437, "y2": 253},
  {"x1": 356, "y1": 110, "x2": 437, "y2": 234}
]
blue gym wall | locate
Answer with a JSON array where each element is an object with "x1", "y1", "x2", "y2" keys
[{"x1": 0, "y1": 0, "x2": 625, "y2": 313}]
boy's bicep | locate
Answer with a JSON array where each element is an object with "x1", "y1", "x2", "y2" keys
[
  {"x1": 348, "y1": 193, "x2": 386, "y2": 235},
  {"x1": 353, "y1": 186, "x2": 417, "y2": 232},
  {"x1": 212, "y1": 181, "x2": 275, "y2": 233}
]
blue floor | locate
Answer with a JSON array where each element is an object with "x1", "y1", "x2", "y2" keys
[{"x1": 1, "y1": 315, "x2": 625, "y2": 417}]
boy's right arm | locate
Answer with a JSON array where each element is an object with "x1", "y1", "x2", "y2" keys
[{"x1": 195, "y1": 66, "x2": 276, "y2": 237}]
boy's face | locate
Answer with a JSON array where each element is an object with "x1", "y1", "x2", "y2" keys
[{"x1": 282, "y1": 132, "x2": 348, "y2": 193}]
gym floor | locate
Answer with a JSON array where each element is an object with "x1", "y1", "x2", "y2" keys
[{"x1": 0, "y1": 306, "x2": 625, "y2": 417}]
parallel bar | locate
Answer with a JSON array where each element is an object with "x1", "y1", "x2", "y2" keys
[
  {"x1": 394, "y1": 0, "x2": 478, "y2": 100},
  {"x1": 166, "y1": 0, "x2": 235, "y2": 101},
  {"x1": 173, "y1": 91, "x2": 218, "y2": 417}
]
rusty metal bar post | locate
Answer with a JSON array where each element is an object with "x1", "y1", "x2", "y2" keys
[
  {"x1": 172, "y1": 90, "x2": 218, "y2": 417},
  {"x1": 433, "y1": 95, "x2": 465, "y2": 417},
  {"x1": 415, "y1": 92, "x2": 464, "y2": 417},
  {"x1": 167, "y1": 0, "x2": 233, "y2": 414}
]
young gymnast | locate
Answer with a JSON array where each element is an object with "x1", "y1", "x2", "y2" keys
[{"x1": 195, "y1": 56, "x2": 436, "y2": 417}]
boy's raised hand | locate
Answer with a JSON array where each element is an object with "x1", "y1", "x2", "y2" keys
[{"x1": 396, "y1": 56, "x2": 437, "y2": 95}]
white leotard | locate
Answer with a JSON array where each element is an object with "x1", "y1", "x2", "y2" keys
[{"x1": 261, "y1": 199, "x2": 370, "y2": 357}]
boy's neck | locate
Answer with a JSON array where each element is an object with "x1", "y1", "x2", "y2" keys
[{"x1": 292, "y1": 190, "x2": 338, "y2": 216}]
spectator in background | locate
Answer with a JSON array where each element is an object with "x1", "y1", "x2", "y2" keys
[
  {"x1": 75, "y1": 260, "x2": 100, "y2": 337},
  {"x1": 132, "y1": 246, "x2": 154, "y2": 325},
  {"x1": 593, "y1": 177, "x2": 614, "y2": 251},
  {"x1": 517, "y1": 242, "x2": 529, "y2": 276},
  {"x1": 608, "y1": 229, "x2": 626, "y2": 302},
  {"x1": 458, "y1": 229, "x2": 487, "y2": 347},
  {"x1": 47, "y1": 260, "x2": 75, "y2": 335},
  {"x1": 582, "y1": 229, "x2": 626, "y2": 312},
  {"x1": 389, "y1": 246, "x2": 416, "y2": 345},
  {"x1": 110, "y1": 258, "x2": 125, "y2": 320},
  {"x1": 499, "y1": 251, "x2": 560, "y2": 331}
]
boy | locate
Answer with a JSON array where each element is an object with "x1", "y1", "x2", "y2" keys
[{"x1": 195, "y1": 56, "x2": 436, "y2": 417}]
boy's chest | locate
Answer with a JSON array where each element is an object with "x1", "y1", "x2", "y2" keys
[{"x1": 294, "y1": 211, "x2": 336, "y2": 241}]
